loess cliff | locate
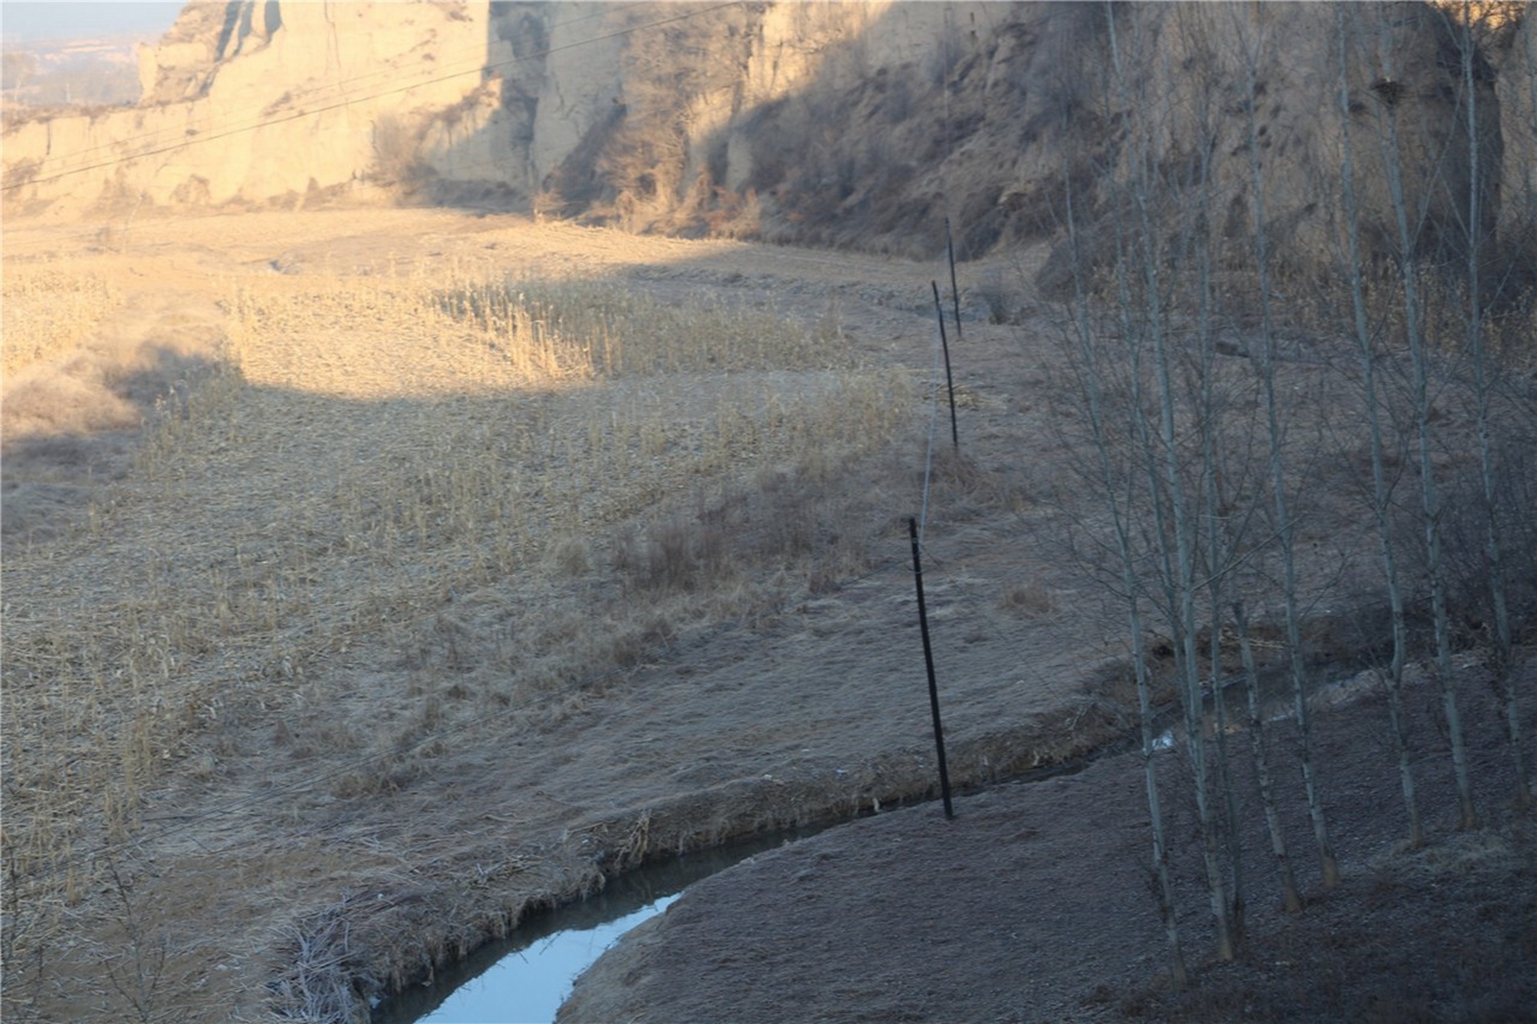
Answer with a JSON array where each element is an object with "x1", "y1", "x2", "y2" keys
[{"x1": 3, "y1": 1, "x2": 1534, "y2": 285}]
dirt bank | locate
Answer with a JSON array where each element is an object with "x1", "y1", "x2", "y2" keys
[{"x1": 561, "y1": 661, "x2": 1537, "y2": 1022}]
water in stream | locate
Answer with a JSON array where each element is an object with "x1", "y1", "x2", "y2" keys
[
  {"x1": 372, "y1": 831, "x2": 815, "y2": 1024},
  {"x1": 405, "y1": 893, "x2": 676, "y2": 1024}
]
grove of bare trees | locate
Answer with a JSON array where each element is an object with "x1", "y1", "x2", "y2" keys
[{"x1": 1040, "y1": 0, "x2": 1535, "y2": 982}]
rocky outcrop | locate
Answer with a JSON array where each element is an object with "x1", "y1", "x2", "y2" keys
[{"x1": 4, "y1": 1, "x2": 1532, "y2": 287}]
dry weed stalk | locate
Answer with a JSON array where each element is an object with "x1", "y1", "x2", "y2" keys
[{"x1": 270, "y1": 894, "x2": 378, "y2": 1023}]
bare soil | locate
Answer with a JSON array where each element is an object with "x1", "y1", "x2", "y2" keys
[
  {"x1": 2, "y1": 206, "x2": 1533, "y2": 1024},
  {"x1": 562, "y1": 662, "x2": 1537, "y2": 1024}
]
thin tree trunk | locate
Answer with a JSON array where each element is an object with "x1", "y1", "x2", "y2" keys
[
  {"x1": 1237, "y1": 12, "x2": 1339, "y2": 886},
  {"x1": 1131, "y1": 587, "x2": 1189, "y2": 991},
  {"x1": 1109, "y1": 5, "x2": 1233, "y2": 961},
  {"x1": 1232, "y1": 598, "x2": 1301, "y2": 912},
  {"x1": 1059, "y1": 156, "x2": 1187, "y2": 988},
  {"x1": 1334, "y1": 4, "x2": 1423, "y2": 847},
  {"x1": 1208, "y1": 583, "x2": 1245, "y2": 941},
  {"x1": 1189, "y1": 46, "x2": 1245, "y2": 939},
  {"x1": 1455, "y1": 2, "x2": 1528, "y2": 809},
  {"x1": 1368, "y1": 2, "x2": 1478, "y2": 831}
]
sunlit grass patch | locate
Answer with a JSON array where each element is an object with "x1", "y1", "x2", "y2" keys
[
  {"x1": 430, "y1": 277, "x2": 833, "y2": 377},
  {"x1": 0, "y1": 266, "x2": 119, "y2": 378},
  {"x1": 226, "y1": 272, "x2": 840, "y2": 398}
]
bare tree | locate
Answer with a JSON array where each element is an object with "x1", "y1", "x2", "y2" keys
[
  {"x1": 1055, "y1": 183, "x2": 1190, "y2": 991},
  {"x1": 1046, "y1": 45, "x2": 1191, "y2": 975},
  {"x1": 1332, "y1": 4, "x2": 1424, "y2": 847},
  {"x1": 1446, "y1": 0, "x2": 1531, "y2": 809},
  {"x1": 1104, "y1": 2, "x2": 1235, "y2": 961},
  {"x1": 1360, "y1": 0, "x2": 1479, "y2": 831},
  {"x1": 2, "y1": 49, "x2": 36, "y2": 97},
  {"x1": 1233, "y1": 8, "x2": 1341, "y2": 887},
  {"x1": 1231, "y1": 597, "x2": 1302, "y2": 911}
]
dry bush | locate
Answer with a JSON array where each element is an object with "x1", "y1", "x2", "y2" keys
[
  {"x1": 701, "y1": 187, "x2": 763, "y2": 240},
  {"x1": 271, "y1": 895, "x2": 380, "y2": 1023},
  {"x1": 927, "y1": 448, "x2": 1027, "y2": 512},
  {"x1": 1081, "y1": 651, "x2": 1182, "y2": 715},
  {"x1": 604, "y1": 611, "x2": 678, "y2": 671},
  {"x1": 427, "y1": 276, "x2": 834, "y2": 378},
  {"x1": 1432, "y1": 435, "x2": 1537, "y2": 646},
  {"x1": 548, "y1": 534, "x2": 592, "y2": 577},
  {"x1": 370, "y1": 113, "x2": 432, "y2": 191},
  {"x1": 625, "y1": 517, "x2": 729, "y2": 593},
  {"x1": 999, "y1": 580, "x2": 1055, "y2": 617},
  {"x1": 974, "y1": 270, "x2": 1017, "y2": 325}
]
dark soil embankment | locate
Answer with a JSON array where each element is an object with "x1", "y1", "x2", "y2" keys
[{"x1": 560, "y1": 659, "x2": 1537, "y2": 1023}]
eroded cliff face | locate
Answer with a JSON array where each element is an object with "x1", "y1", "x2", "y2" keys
[
  {"x1": 4, "y1": 1, "x2": 506, "y2": 215},
  {"x1": 1495, "y1": 8, "x2": 1537, "y2": 235},
  {"x1": 4, "y1": 1, "x2": 1532, "y2": 285}
]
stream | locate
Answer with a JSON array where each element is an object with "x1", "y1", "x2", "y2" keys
[
  {"x1": 371, "y1": 749, "x2": 1138, "y2": 1022},
  {"x1": 371, "y1": 829, "x2": 821, "y2": 1024},
  {"x1": 372, "y1": 665, "x2": 1361, "y2": 1023},
  {"x1": 369, "y1": 758, "x2": 1100, "y2": 1024}
]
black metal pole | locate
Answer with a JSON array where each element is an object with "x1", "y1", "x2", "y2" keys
[
  {"x1": 909, "y1": 517, "x2": 955, "y2": 819},
  {"x1": 945, "y1": 215, "x2": 964, "y2": 345},
  {"x1": 931, "y1": 281, "x2": 960, "y2": 452}
]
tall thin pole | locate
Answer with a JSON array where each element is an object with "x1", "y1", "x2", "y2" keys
[
  {"x1": 931, "y1": 281, "x2": 960, "y2": 451},
  {"x1": 909, "y1": 517, "x2": 955, "y2": 819},
  {"x1": 945, "y1": 215, "x2": 964, "y2": 344}
]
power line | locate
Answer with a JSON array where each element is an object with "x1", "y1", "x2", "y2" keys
[{"x1": 2, "y1": 0, "x2": 743, "y2": 193}]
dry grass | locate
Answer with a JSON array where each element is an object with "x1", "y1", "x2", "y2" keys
[
  {"x1": 1, "y1": 264, "x2": 119, "y2": 377},
  {"x1": 0, "y1": 257, "x2": 915, "y2": 1019},
  {"x1": 999, "y1": 580, "x2": 1055, "y2": 617}
]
